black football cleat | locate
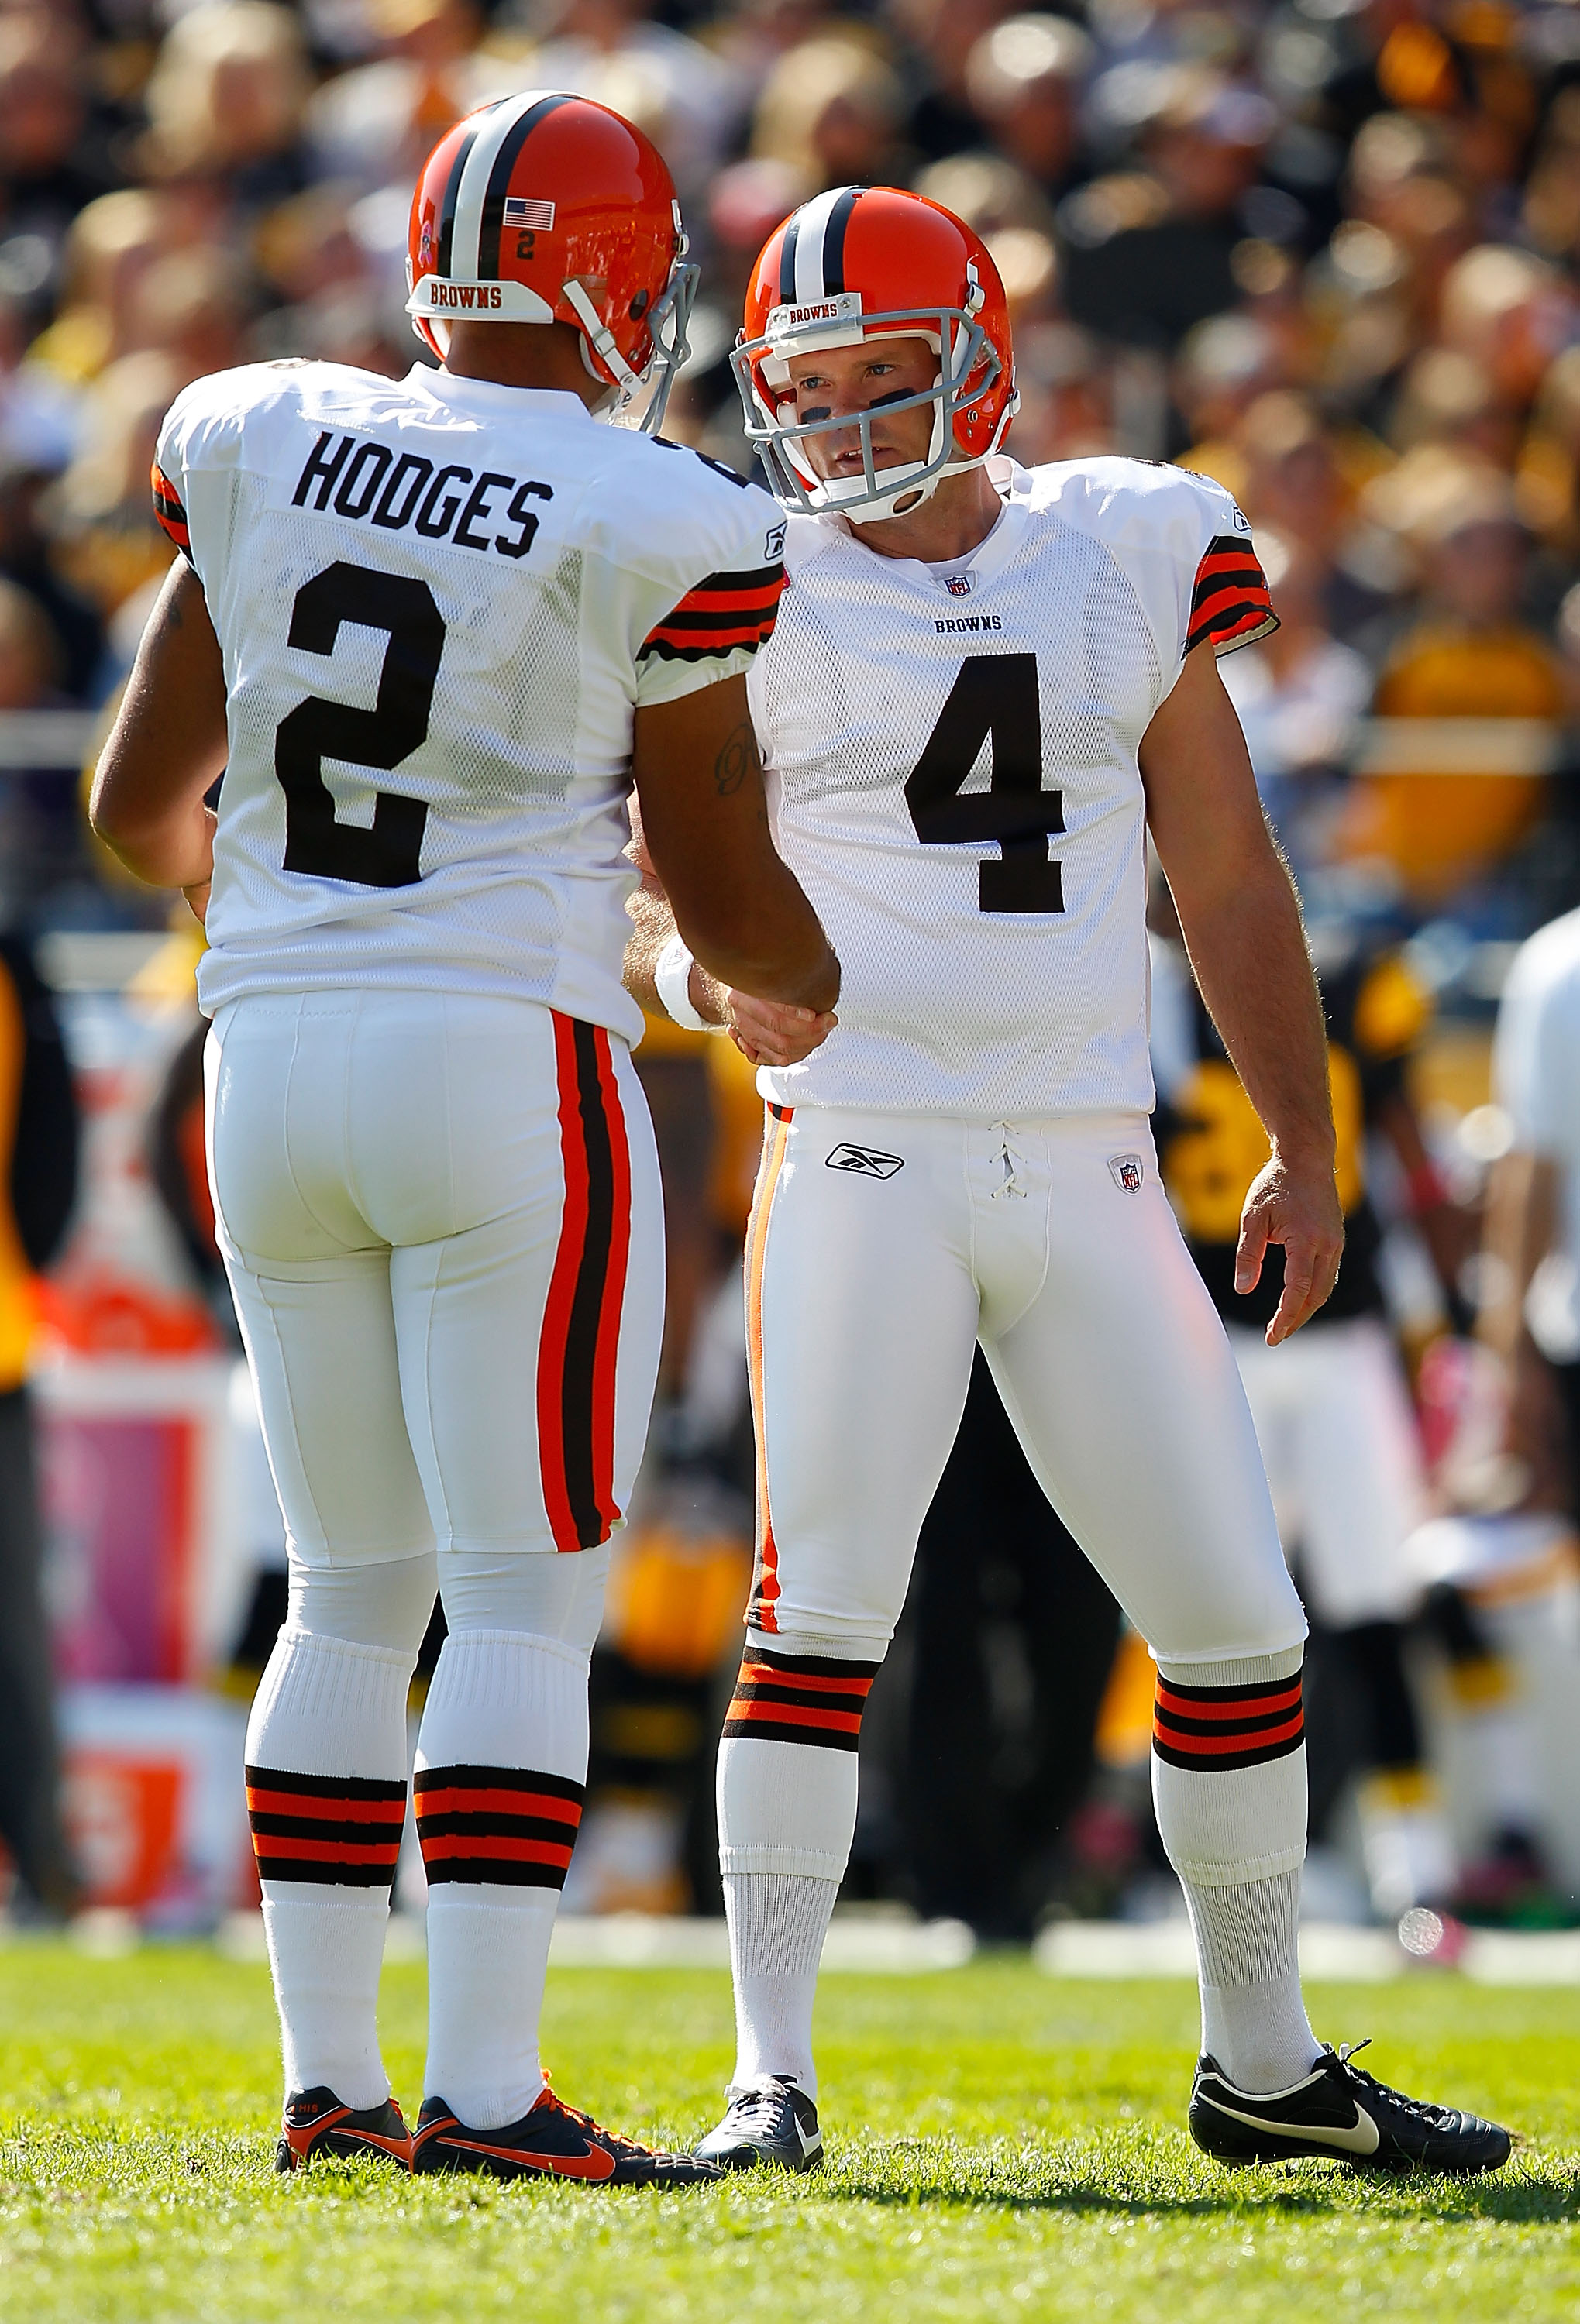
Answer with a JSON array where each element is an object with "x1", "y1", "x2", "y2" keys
[
  {"x1": 275, "y1": 2086, "x2": 414, "y2": 2173},
  {"x1": 410, "y1": 2082, "x2": 723, "y2": 2186},
  {"x1": 1189, "y1": 2041, "x2": 1512, "y2": 2175},
  {"x1": 691, "y1": 2077, "x2": 824, "y2": 2174}
]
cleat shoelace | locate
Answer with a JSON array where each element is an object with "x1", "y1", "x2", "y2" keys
[
  {"x1": 725, "y1": 2086, "x2": 798, "y2": 2137},
  {"x1": 1329, "y1": 2041, "x2": 1461, "y2": 2133},
  {"x1": 535, "y1": 2075, "x2": 659, "y2": 2162}
]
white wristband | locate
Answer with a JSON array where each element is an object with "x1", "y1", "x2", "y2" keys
[{"x1": 654, "y1": 933, "x2": 723, "y2": 1033}]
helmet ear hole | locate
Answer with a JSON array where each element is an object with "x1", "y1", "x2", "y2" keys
[{"x1": 629, "y1": 289, "x2": 650, "y2": 319}]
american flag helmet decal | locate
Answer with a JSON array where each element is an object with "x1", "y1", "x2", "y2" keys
[{"x1": 503, "y1": 197, "x2": 556, "y2": 231}]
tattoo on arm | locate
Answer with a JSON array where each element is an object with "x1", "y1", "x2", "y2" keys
[{"x1": 713, "y1": 720, "x2": 752, "y2": 798}]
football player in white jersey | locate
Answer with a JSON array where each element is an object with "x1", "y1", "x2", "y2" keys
[
  {"x1": 89, "y1": 94, "x2": 838, "y2": 2185},
  {"x1": 628, "y1": 187, "x2": 1509, "y2": 2178}
]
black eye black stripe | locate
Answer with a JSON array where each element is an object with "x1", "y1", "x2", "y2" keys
[
  {"x1": 777, "y1": 209, "x2": 801, "y2": 305},
  {"x1": 820, "y1": 187, "x2": 857, "y2": 295},
  {"x1": 477, "y1": 92, "x2": 573, "y2": 280}
]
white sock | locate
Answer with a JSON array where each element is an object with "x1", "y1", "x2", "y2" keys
[
  {"x1": 723, "y1": 1873, "x2": 838, "y2": 2099},
  {"x1": 415, "y1": 1620, "x2": 594, "y2": 2127},
  {"x1": 1151, "y1": 1645, "x2": 1317, "y2": 2096},
  {"x1": 1182, "y1": 1868, "x2": 1318, "y2": 2093},
  {"x1": 261, "y1": 1891, "x2": 395, "y2": 2111},
  {"x1": 245, "y1": 1625, "x2": 417, "y2": 2109},
  {"x1": 424, "y1": 1889, "x2": 559, "y2": 2127},
  {"x1": 714, "y1": 1631, "x2": 880, "y2": 2102}
]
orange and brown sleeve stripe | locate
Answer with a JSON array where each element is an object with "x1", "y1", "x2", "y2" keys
[
  {"x1": 245, "y1": 1765, "x2": 407, "y2": 1887},
  {"x1": 640, "y1": 562, "x2": 787, "y2": 665},
  {"x1": 151, "y1": 459, "x2": 191, "y2": 555},
  {"x1": 722, "y1": 1645, "x2": 879, "y2": 1753},
  {"x1": 1186, "y1": 535, "x2": 1275, "y2": 656},
  {"x1": 413, "y1": 1763, "x2": 584, "y2": 1889},
  {"x1": 1151, "y1": 1669, "x2": 1304, "y2": 1774}
]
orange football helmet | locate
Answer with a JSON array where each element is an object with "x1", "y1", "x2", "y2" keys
[
  {"x1": 732, "y1": 185, "x2": 1017, "y2": 521},
  {"x1": 406, "y1": 91, "x2": 697, "y2": 432}
]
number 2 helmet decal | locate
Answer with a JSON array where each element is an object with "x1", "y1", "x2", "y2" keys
[
  {"x1": 406, "y1": 91, "x2": 698, "y2": 435},
  {"x1": 733, "y1": 186, "x2": 1018, "y2": 522}
]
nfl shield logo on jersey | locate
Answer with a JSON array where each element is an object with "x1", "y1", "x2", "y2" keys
[
  {"x1": 1109, "y1": 1153, "x2": 1145, "y2": 1194},
  {"x1": 945, "y1": 574, "x2": 972, "y2": 596}
]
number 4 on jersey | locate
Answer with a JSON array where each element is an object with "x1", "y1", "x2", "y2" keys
[{"x1": 904, "y1": 652, "x2": 1065, "y2": 913}]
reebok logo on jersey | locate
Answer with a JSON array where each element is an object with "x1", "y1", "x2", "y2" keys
[
  {"x1": 291, "y1": 431, "x2": 553, "y2": 562},
  {"x1": 935, "y1": 614, "x2": 1001, "y2": 634},
  {"x1": 825, "y1": 1143, "x2": 904, "y2": 1179},
  {"x1": 1108, "y1": 1153, "x2": 1145, "y2": 1193}
]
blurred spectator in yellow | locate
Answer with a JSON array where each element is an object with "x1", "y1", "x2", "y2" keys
[
  {"x1": 0, "y1": 927, "x2": 80, "y2": 1920},
  {"x1": 25, "y1": 190, "x2": 167, "y2": 387},
  {"x1": 47, "y1": 349, "x2": 181, "y2": 621},
  {"x1": 1341, "y1": 453, "x2": 1571, "y2": 916}
]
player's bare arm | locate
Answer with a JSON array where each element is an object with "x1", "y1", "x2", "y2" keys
[
  {"x1": 1141, "y1": 639, "x2": 1344, "y2": 1347},
  {"x1": 629, "y1": 672, "x2": 838, "y2": 1019},
  {"x1": 90, "y1": 559, "x2": 228, "y2": 922}
]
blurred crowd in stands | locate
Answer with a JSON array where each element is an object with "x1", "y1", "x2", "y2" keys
[{"x1": 9, "y1": 0, "x2": 1580, "y2": 1940}]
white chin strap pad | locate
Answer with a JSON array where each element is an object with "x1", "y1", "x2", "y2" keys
[{"x1": 563, "y1": 277, "x2": 640, "y2": 395}]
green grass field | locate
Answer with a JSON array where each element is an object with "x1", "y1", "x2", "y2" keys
[{"x1": 2, "y1": 1943, "x2": 1578, "y2": 2322}]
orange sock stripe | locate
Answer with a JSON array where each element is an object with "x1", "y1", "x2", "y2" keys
[
  {"x1": 414, "y1": 1764, "x2": 585, "y2": 1889},
  {"x1": 724, "y1": 1699, "x2": 864, "y2": 1734},
  {"x1": 1155, "y1": 1679, "x2": 1302, "y2": 1723},
  {"x1": 246, "y1": 1763, "x2": 407, "y2": 1886},
  {"x1": 1151, "y1": 1669, "x2": 1305, "y2": 1772},
  {"x1": 412, "y1": 1784, "x2": 582, "y2": 1824},
  {"x1": 735, "y1": 1662, "x2": 873, "y2": 1699}
]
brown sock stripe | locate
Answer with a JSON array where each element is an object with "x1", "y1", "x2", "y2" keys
[
  {"x1": 413, "y1": 1763, "x2": 585, "y2": 1889},
  {"x1": 1152, "y1": 1671, "x2": 1304, "y2": 1773},
  {"x1": 721, "y1": 1651, "x2": 878, "y2": 1752},
  {"x1": 245, "y1": 1764, "x2": 407, "y2": 1887}
]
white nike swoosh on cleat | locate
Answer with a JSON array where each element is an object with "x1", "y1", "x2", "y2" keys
[
  {"x1": 795, "y1": 2118, "x2": 821, "y2": 2158},
  {"x1": 1200, "y1": 2092, "x2": 1382, "y2": 2156}
]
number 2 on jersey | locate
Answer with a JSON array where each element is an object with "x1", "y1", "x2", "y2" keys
[
  {"x1": 904, "y1": 652, "x2": 1064, "y2": 913},
  {"x1": 275, "y1": 561, "x2": 445, "y2": 887}
]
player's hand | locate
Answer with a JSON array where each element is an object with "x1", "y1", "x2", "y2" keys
[
  {"x1": 1236, "y1": 1148, "x2": 1344, "y2": 1347},
  {"x1": 725, "y1": 989, "x2": 838, "y2": 1067}
]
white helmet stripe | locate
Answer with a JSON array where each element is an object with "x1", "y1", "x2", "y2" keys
[
  {"x1": 449, "y1": 88, "x2": 564, "y2": 280},
  {"x1": 791, "y1": 187, "x2": 849, "y2": 306}
]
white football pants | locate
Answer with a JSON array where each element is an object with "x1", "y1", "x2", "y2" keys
[
  {"x1": 745, "y1": 1103, "x2": 1306, "y2": 1664},
  {"x1": 1225, "y1": 1317, "x2": 1427, "y2": 1628},
  {"x1": 205, "y1": 991, "x2": 664, "y2": 1574}
]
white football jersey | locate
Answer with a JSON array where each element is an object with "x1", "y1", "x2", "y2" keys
[
  {"x1": 749, "y1": 456, "x2": 1272, "y2": 1118},
  {"x1": 154, "y1": 360, "x2": 787, "y2": 1038}
]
